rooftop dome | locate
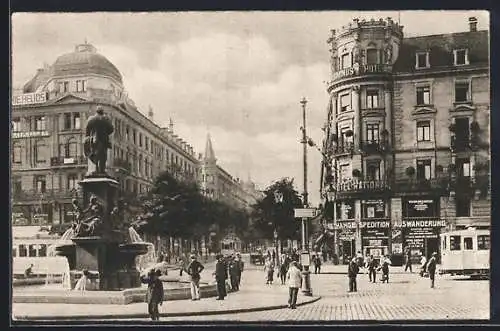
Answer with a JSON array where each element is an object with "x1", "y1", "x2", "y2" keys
[{"x1": 51, "y1": 43, "x2": 123, "y2": 84}]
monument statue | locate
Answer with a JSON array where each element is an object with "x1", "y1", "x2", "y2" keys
[
  {"x1": 71, "y1": 195, "x2": 105, "y2": 237},
  {"x1": 84, "y1": 106, "x2": 114, "y2": 174}
]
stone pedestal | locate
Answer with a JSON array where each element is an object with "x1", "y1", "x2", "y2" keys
[{"x1": 79, "y1": 176, "x2": 119, "y2": 219}]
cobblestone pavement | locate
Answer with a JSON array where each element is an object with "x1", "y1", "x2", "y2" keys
[{"x1": 123, "y1": 270, "x2": 489, "y2": 322}]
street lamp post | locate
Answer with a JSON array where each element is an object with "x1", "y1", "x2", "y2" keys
[{"x1": 300, "y1": 97, "x2": 312, "y2": 296}]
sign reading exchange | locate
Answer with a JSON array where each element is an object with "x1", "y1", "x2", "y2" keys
[{"x1": 12, "y1": 92, "x2": 48, "y2": 106}]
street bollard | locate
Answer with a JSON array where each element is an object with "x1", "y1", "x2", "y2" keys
[{"x1": 301, "y1": 266, "x2": 312, "y2": 296}]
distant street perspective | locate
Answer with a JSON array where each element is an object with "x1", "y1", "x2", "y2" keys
[{"x1": 11, "y1": 10, "x2": 490, "y2": 323}]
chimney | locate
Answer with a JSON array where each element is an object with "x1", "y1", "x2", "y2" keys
[{"x1": 469, "y1": 17, "x2": 478, "y2": 32}]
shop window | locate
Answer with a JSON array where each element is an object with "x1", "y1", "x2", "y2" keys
[
  {"x1": 342, "y1": 201, "x2": 355, "y2": 219},
  {"x1": 450, "y1": 236, "x2": 461, "y2": 251},
  {"x1": 19, "y1": 245, "x2": 27, "y2": 257},
  {"x1": 366, "y1": 49, "x2": 378, "y2": 65},
  {"x1": 416, "y1": 86, "x2": 431, "y2": 105},
  {"x1": 12, "y1": 118, "x2": 21, "y2": 132},
  {"x1": 454, "y1": 49, "x2": 469, "y2": 66},
  {"x1": 340, "y1": 94, "x2": 350, "y2": 112},
  {"x1": 363, "y1": 200, "x2": 385, "y2": 218},
  {"x1": 416, "y1": 52, "x2": 429, "y2": 69},
  {"x1": 464, "y1": 237, "x2": 473, "y2": 250},
  {"x1": 477, "y1": 235, "x2": 490, "y2": 250},
  {"x1": 416, "y1": 121, "x2": 431, "y2": 142},
  {"x1": 366, "y1": 90, "x2": 379, "y2": 108}
]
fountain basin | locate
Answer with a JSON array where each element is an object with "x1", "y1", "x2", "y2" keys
[{"x1": 12, "y1": 281, "x2": 218, "y2": 305}]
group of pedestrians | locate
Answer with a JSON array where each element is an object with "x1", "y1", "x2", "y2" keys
[
  {"x1": 213, "y1": 253, "x2": 245, "y2": 300},
  {"x1": 404, "y1": 248, "x2": 439, "y2": 288}
]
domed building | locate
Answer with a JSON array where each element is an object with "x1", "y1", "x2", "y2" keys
[{"x1": 11, "y1": 42, "x2": 200, "y2": 230}]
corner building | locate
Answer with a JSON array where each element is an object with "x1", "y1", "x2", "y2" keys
[{"x1": 322, "y1": 17, "x2": 490, "y2": 263}]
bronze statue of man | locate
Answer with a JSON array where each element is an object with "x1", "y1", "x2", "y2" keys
[{"x1": 84, "y1": 106, "x2": 114, "y2": 174}]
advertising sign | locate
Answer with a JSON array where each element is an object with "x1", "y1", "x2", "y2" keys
[
  {"x1": 12, "y1": 131, "x2": 50, "y2": 139},
  {"x1": 12, "y1": 92, "x2": 47, "y2": 106},
  {"x1": 294, "y1": 208, "x2": 316, "y2": 218}
]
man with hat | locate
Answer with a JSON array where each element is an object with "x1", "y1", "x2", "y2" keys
[
  {"x1": 186, "y1": 254, "x2": 205, "y2": 300},
  {"x1": 213, "y1": 254, "x2": 228, "y2": 300},
  {"x1": 140, "y1": 268, "x2": 164, "y2": 321},
  {"x1": 426, "y1": 252, "x2": 438, "y2": 288}
]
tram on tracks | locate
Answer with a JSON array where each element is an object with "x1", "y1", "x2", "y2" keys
[{"x1": 439, "y1": 227, "x2": 489, "y2": 279}]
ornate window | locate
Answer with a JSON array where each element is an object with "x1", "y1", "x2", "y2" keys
[
  {"x1": 416, "y1": 121, "x2": 431, "y2": 142},
  {"x1": 34, "y1": 140, "x2": 46, "y2": 163},
  {"x1": 12, "y1": 118, "x2": 21, "y2": 132},
  {"x1": 35, "y1": 116, "x2": 46, "y2": 131},
  {"x1": 454, "y1": 80, "x2": 470, "y2": 103},
  {"x1": 366, "y1": 90, "x2": 379, "y2": 108},
  {"x1": 416, "y1": 86, "x2": 431, "y2": 105},
  {"x1": 12, "y1": 143, "x2": 22, "y2": 163},
  {"x1": 366, "y1": 48, "x2": 378, "y2": 65}
]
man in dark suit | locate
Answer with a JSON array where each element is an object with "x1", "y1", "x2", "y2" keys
[
  {"x1": 213, "y1": 254, "x2": 228, "y2": 300},
  {"x1": 427, "y1": 252, "x2": 438, "y2": 288},
  {"x1": 347, "y1": 257, "x2": 360, "y2": 292}
]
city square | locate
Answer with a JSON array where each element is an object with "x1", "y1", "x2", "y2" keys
[{"x1": 10, "y1": 10, "x2": 490, "y2": 324}]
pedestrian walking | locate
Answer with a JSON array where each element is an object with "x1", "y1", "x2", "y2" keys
[
  {"x1": 404, "y1": 247, "x2": 413, "y2": 272},
  {"x1": 140, "y1": 269, "x2": 164, "y2": 321},
  {"x1": 264, "y1": 256, "x2": 275, "y2": 284},
  {"x1": 380, "y1": 255, "x2": 391, "y2": 283},
  {"x1": 279, "y1": 256, "x2": 290, "y2": 285},
  {"x1": 213, "y1": 254, "x2": 228, "y2": 300},
  {"x1": 347, "y1": 257, "x2": 359, "y2": 292},
  {"x1": 420, "y1": 252, "x2": 428, "y2": 277},
  {"x1": 427, "y1": 252, "x2": 438, "y2": 288},
  {"x1": 368, "y1": 255, "x2": 378, "y2": 283},
  {"x1": 186, "y1": 254, "x2": 204, "y2": 300},
  {"x1": 313, "y1": 254, "x2": 322, "y2": 274},
  {"x1": 286, "y1": 261, "x2": 302, "y2": 309}
]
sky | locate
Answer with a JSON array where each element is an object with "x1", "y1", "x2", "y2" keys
[{"x1": 11, "y1": 10, "x2": 489, "y2": 205}]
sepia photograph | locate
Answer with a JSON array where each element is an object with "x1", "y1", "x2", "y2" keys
[{"x1": 10, "y1": 9, "x2": 490, "y2": 323}]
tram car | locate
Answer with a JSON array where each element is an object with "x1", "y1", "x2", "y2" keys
[{"x1": 439, "y1": 228, "x2": 489, "y2": 279}]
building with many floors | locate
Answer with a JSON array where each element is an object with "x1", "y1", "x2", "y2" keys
[
  {"x1": 320, "y1": 16, "x2": 490, "y2": 262},
  {"x1": 10, "y1": 42, "x2": 195, "y2": 227},
  {"x1": 11, "y1": 42, "x2": 262, "y2": 257}
]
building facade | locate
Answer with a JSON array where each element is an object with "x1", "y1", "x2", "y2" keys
[
  {"x1": 321, "y1": 17, "x2": 490, "y2": 262},
  {"x1": 11, "y1": 42, "x2": 199, "y2": 228}
]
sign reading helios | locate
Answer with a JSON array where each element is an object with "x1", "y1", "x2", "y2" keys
[{"x1": 12, "y1": 92, "x2": 47, "y2": 106}]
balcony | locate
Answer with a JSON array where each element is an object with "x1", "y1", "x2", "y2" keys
[
  {"x1": 450, "y1": 136, "x2": 470, "y2": 153},
  {"x1": 12, "y1": 189, "x2": 79, "y2": 202},
  {"x1": 335, "y1": 142, "x2": 355, "y2": 155},
  {"x1": 50, "y1": 155, "x2": 86, "y2": 167},
  {"x1": 334, "y1": 179, "x2": 391, "y2": 196},
  {"x1": 360, "y1": 141, "x2": 389, "y2": 154},
  {"x1": 449, "y1": 175, "x2": 490, "y2": 197},
  {"x1": 330, "y1": 64, "x2": 393, "y2": 84},
  {"x1": 393, "y1": 177, "x2": 449, "y2": 195}
]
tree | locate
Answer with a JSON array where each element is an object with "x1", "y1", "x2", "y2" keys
[{"x1": 251, "y1": 177, "x2": 303, "y2": 242}]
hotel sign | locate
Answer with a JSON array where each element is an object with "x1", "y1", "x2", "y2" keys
[
  {"x1": 12, "y1": 131, "x2": 50, "y2": 139},
  {"x1": 12, "y1": 92, "x2": 48, "y2": 106},
  {"x1": 331, "y1": 64, "x2": 392, "y2": 82}
]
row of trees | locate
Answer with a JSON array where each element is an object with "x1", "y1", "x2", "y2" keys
[
  {"x1": 132, "y1": 172, "x2": 308, "y2": 250},
  {"x1": 132, "y1": 170, "x2": 252, "y2": 248}
]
